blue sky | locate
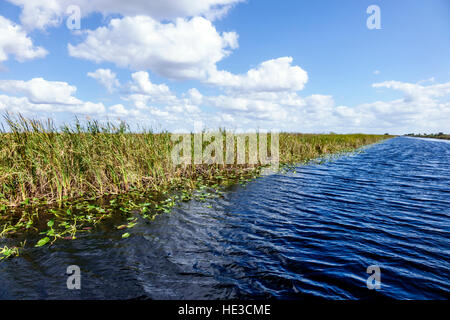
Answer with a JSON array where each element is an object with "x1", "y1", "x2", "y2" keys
[{"x1": 0, "y1": 0, "x2": 449, "y2": 133}]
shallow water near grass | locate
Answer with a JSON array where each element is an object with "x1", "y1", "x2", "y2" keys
[{"x1": 0, "y1": 137, "x2": 449, "y2": 299}]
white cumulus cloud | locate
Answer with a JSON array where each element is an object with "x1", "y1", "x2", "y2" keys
[
  {"x1": 0, "y1": 78, "x2": 80, "y2": 105},
  {"x1": 0, "y1": 15, "x2": 47, "y2": 63},
  {"x1": 68, "y1": 16, "x2": 238, "y2": 80},
  {"x1": 0, "y1": 77, "x2": 112, "y2": 115},
  {"x1": 207, "y1": 57, "x2": 308, "y2": 92},
  {"x1": 7, "y1": 0, "x2": 243, "y2": 30},
  {"x1": 129, "y1": 71, "x2": 173, "y2": 99},
  {"x1": 373, "y1": 80, "x2": 450, "y2": 103},
  {"x1": 87, "y1": 69, "x2": 120, "y2": 93}
]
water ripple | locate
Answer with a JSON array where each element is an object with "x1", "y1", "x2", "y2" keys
[{"x1": 0, "y1": 137, "x2": 449, "y2": 299}]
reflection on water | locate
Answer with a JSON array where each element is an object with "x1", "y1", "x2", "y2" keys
[{"x1": 0, "y1": 137, "x2": 449, "y2": 299}]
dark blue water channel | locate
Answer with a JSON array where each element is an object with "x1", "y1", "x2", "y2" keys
[{"x1": 0, "y1": 137, "x2": 449, "y2": 299}]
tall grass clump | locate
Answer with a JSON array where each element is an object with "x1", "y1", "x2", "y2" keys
[{"x1": 0, "y1": 114, "x2": 392, "y2": 207}]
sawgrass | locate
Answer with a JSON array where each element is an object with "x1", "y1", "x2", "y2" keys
[{"x1": 0, "y1": 114, "x2": 391, "y2": 208}]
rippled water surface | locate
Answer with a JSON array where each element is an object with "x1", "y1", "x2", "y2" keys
[{"x1": 1, "y1": 137, "x2": 449, "y2": 299}]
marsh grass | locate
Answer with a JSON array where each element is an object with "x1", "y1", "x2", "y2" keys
[
  {"x1": 0, "y1": 114, "x2": 391, "y2": 207},
  {"x1": 0, "y1": 114, "x2": 392, "y2": 254}
]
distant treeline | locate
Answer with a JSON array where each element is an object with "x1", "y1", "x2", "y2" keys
[{"x1": 405, "y1": 133, "x2": 450, "y2": 140}]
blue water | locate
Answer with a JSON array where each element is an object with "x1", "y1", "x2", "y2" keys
[{"x1": 0, "y1": 137, "x2": 449, "y2": 299}]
